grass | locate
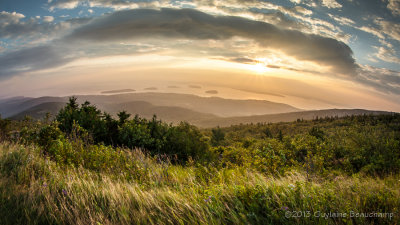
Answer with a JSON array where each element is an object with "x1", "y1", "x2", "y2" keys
[{"x1": 0, "y1": 141, "x2": 399, "y2": 225}]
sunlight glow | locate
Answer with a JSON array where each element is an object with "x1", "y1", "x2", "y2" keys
[{"x1": 251, "y1": 62, "x2": 270, "y2": 74}]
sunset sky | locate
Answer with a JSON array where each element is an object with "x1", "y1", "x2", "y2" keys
[{"x1": 0, "y1": 0, "x2": 399, "y2": 111}]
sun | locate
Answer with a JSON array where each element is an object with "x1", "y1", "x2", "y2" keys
[{"x1": 252, "y1": 62, "x2": 269, "y2": 74}]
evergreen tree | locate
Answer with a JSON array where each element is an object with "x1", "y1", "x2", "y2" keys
[{"x1": 211, "y1": 126, "x2": 225, "y2": 146}]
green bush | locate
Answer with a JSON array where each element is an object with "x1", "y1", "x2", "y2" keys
[
  {"x1": 163, "y1": 122, "x2": 209, "y2": 161},
  {"x1": 0, "y1": 117, "x2": 11, "y2": 141},
  {"x1": 211, "y1": 126, "x2": 225, "y2": 146},
  {"x1": 38, "y1": 122, "x2": 64, "y2": 153},
  {"x1": 55, "y1": 98, "x2": 210, "y2": 162}
]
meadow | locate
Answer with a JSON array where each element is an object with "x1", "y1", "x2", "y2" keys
[{"x1": 0, "y1": 98, "x2": 399, "y2": 224}]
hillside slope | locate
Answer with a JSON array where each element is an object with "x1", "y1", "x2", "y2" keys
[
  {"x1": 2, "y1": 94, "x2": 394, "y2": 128},
  {"x1": 194, "y1": 109, "x2": 394, "y2": 127},
  {"x1": 9, "y1": 102, "x2": 66, "y2": 120},
  {"x1": 1, "y1": 93, "x2": 299, "y2": 118},
  {"x1": 102, "y1": 101, "x2": 219, "y2": 124},
  {"x1": 8, "y1": 100, "x2": 220, "y2": 124}
]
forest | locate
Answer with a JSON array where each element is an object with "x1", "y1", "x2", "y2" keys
[{"x1": 0, "y1": 97, "x2": 399, "y2": 224}]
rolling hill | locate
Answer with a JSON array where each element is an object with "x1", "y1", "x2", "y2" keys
[
  {"x1": 73, "y1": 93, "x2": 301, "y2": 117},
  {"x1": 7, "y1": 100, "x2": 220, "y2": 124},
  {"x1": 1, "y1": 93, "x2": 395, "y2": 128},
  {"x1": 10, "y1": 102, "x2": 66, "y2": 120},
  {"x1": 192, "y1": 109, "x2": 394, "y2": 127},
  {"x1": 101, "y1": 101, "x2": 219, "y2": 124},
  {"x1": 0, "y1": 92, "x2": 300, "y2": 119},
  {"x1": 3, "y1": 97, "x2": 394, "y2": 128},
  {"x1": 0, "y1": 96, "x2": 67, "y2": 118}
]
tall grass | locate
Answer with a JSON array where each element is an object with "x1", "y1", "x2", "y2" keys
[{"x1": 0, "y1": 142, "x2": 398, "y2": 224}]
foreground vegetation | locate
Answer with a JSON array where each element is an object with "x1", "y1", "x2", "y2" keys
[{"x1": 0, "y1": 98, "x2": 399, "y2": 224}]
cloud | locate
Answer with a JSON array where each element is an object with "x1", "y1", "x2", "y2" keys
[
  {"x1": 46, "y1": 0, "x2": 350, "y2": 43},
  {"x1": 292, "y1": 6, "x2": 313, "y2": 15},
  {"x1": 49, "y1": 0, "x2": 80, "y2": 11},
  {"x1": 87, "y1": 0, "x2": 157, "y2": 9},
  {"x1": 267, "y1": 5, "x2": 350, "y2": 42},
  {"x1": 357, "y1": 65, "x2": 400, "y2": 95},
  {"x1": 43, "y1": 16, "x2": 54, "y2": 22},
  {"x1": 1, "y1": 7, "x2": 397, "y2": 97},
  {"x1": 0, "y1": 39, "x2": 168, "y2": 79},
  {"x1": 374, "y1": 46, "x2": 400, "y2": 64},
  {"x1": 321, "y1": 0, "x2": 342, "y2": 8},
  {"x1": 0, "y1": 45, "x2": 74, "y2": 79},
  {"x1": 0, "y1": 11, "x2": 25, "y2": 24},
  {"x1": 267, "y1": 64, "x2": 281, "y2": 69},
  {"x1": 387, "y1": 0, "x2": 400, "y2": 16},
  {"x1": 0, "y1": 11, "x2": 36, "y2": 39},
  {"x1": 225, "y1": 57, "x2": 260, "y2": 64},
  {"x1": 0, "y1": 11, "x2": 90, "y2": 41},
  {"x1": 328, "y1": 13, "x2": 355, "y2": 26},
  {"x1": 374, "y1": 18, "x2": 400, "y2": 42},
  {"x1": 357, "y1": 25, "x2": 385, "y2": 39},
  {"x1": 65, "y1": 8, "x2": 357, "y2": 75},
  {"x1": 48, "y1": 0, "x2": 163, "y2": 10},
  {"x1": 248, "y1": 9, "x2": 309, "y2": 31}
]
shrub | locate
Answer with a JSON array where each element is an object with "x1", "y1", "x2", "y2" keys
[
  {"x1": 164, "y1": 122, "x2": 209, "y2": 161},
  {"x1": 38, "y1": 122, "x2": 64, "y2": 153},
  {"x1": 211, "y1": 126, "x2": 225, "y2": 146},
  {"x1": 0, "y1": 117, "x2": 11, "y2": 141},
  {"x1": 56, "y1": 99, "x2": 209, "y2": 162}
]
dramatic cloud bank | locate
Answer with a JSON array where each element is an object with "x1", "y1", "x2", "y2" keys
[
  {"x1": 0, "y1": 0, "x2": 399, "y2": 110},
  {"x1": 66, "y1": 8, "x2": 357, "y2": 74}
]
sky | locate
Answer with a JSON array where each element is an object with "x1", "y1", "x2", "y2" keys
[{"x1": 0, "y1": 0, "x2": 399, "y2": 111}]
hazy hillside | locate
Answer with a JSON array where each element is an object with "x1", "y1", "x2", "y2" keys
[
  {"x1": 91, "y1": 93, "x2": 300, "y2": 117},
  {"x1": 1, "y1": 94, "x2": 394, "y2": 128},
  {"x1": 0, "y1": 96, "x2": 35, "y2": 117},
  {"x1": 8, "y1": 100, "x2": 220, "y2": 124},
  {"x1": 9, "y1": 102, "x2": 66, "y2": 120},
  {"x1": 101, "y1": 101, "x2": 219, "y2": 124},
  {"x1": 0, "y1": 96, "x2": 67, "y2": 118},
  {"x1": 0, "y1": 93, "x2": 299, "y2": 119},
  {"x1": 193, "y1": 109, "x2": 394, "y2": 127}
]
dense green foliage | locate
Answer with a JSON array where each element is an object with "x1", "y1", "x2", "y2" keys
[
  {"x1": 55, "y1": 97, "x2": 208, "y2": 162},
  {"x1": 0, "y1": 99, "x2": 399, "y2": 224},
  {"x1": 204, "y1": 114, "x2": 400, "y2": 176}
]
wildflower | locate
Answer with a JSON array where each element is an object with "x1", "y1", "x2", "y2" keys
[
  {"x1": 281, "y1": 206, "x2": 289, "y2": 211},
  {"x1": 288, "y1": 184, "x2": 295, "y2": 190},
  {"x1": 204, "y1": 196, "x2": 213, "y2": 203},
  {"x1": 43, "y1": 183, "x2": 48, "y2": 187},
  {"x1": 62, "y1": 189, "x2": 67, "y2": 195}
]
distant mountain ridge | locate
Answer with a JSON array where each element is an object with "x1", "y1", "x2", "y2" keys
[
  {"x1": 0, "y1": 92, "x2": 300, "y2": 118},
  {"x1": 193, "y1": 109, "x2": 394, "y2": 127},
  {"x1": 0, "y1": 96, "x2": 57, "y2": 118},
  {"x1": 10, "y1": 102, "x2": 66, "y2": 120},
  {"x1": 101, "y1": 101, "x2": 219, "y2": 124},
  {"x1": 55, "y1": 92, "x2": 298, "y2": 117},
  {"x1": 1, "y1": 93, "x2": 395, "y2": 127}
]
